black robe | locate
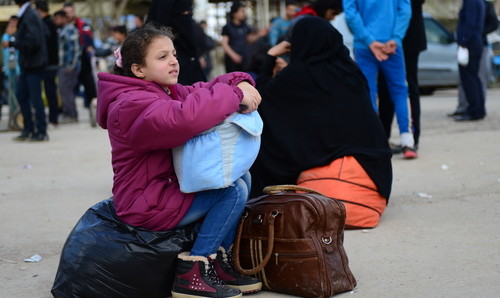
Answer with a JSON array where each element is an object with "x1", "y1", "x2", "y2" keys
[
  {"x1": 251, "y1": 17, "x2": 393, "y2": 199},
  {"x1": 147, "y1": 0, "x2": 206, "y2": 84}
]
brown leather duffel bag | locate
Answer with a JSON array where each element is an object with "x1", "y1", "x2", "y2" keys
[{"x1": 233, "y1": 185, "x2": 356, "y2": 297}]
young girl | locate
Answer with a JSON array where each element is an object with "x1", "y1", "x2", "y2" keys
[{"x1": 96, "y1": 25, "x2": 262, "y2": 298}]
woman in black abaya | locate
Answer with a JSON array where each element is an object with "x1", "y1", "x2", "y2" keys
[
  {"x1": 251, "y1": 16, "x2": 393, "y2": 228},
  {"x1": 146, "y1": 0, "x2": 206, "y2": 84}
]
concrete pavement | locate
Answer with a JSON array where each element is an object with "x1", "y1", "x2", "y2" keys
[{"x1": 1, "y1": 87, "x2": 499, "y2": 297}]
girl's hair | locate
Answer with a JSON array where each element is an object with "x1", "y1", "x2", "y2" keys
[{"x1": 113, "y1": 23, "x2": 174, "y2": 78}]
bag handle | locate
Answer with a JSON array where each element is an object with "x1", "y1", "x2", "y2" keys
[
  {"x1": 233, "y1": 211, "x2": 279, "y2": 275},
  {"x1": 263, "y1": 184, "x2": 326, "y2": 196}
]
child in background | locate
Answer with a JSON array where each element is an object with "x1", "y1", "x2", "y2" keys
[{"x1": 96, "y1": 25, "x2": 262, "y2": 298}]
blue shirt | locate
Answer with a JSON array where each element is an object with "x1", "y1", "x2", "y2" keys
[
  {"x1": 343, "y1": 0, "x2": 411, "y2": 50},
  {"x1": 58, "y1": 23, "x2": 81, "y2": 70},
  {"x1": 269, "y1": 17, "x2": 293, "y2": 46},
  {"x1": 2, "y1": 33, "x2": 20, "y2": 76}
]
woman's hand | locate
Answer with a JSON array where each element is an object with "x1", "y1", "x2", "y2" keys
[
  {"x1": 237, "y1": 81, "x2": 262, "y2": 114},
  {"x1": 267, "y1": 41, "x2": 291, "y2": 57}
]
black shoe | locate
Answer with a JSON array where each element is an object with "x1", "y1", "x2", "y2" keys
[
  {"x1": 13, "y1": 132, "x2": 31, "y2": 142},
  {"x1": 454, "y1": 115, "x2": 483, "y2": 122},
  {"x1": 447, "y1": 111, "x2": 465, "y2": 117},
  {"x1": 212, "y1": 248, "x2": 262, "y2": 294},
  {"x1": 389, "y1": 142, "x2": 403, "y2": 154},
  {"x1": 29, "y1": 133, "x2": 49, "y2": 141}
]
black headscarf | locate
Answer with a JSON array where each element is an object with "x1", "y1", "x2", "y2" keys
[
  {"x1": 146, "y1": 0, "x2": 206, "y2": 84},
  {"x1": 251, "y1": 16, "x2": 392, "y2": 199}
]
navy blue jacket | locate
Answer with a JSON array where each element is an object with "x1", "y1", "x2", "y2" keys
[{"x1": 456, "y1": 0, "x2": 485, "y2": 49}]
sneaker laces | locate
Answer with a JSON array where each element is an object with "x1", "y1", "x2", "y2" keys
[
  {"x1": 221, "y1": 250, "x2": 243, "y2": 276},
  {"x1": 205, "y1": 261, "x2": 224, "y2": 286}
]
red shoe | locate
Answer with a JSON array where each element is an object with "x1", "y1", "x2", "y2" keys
[
  {"x1": 403, "y1": 146, "x2": 418, "y2": 159},
  {"x1": 212, "y1": 247, "x2": 262, "y2": 294}
]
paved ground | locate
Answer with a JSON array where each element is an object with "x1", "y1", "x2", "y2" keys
[{"x1": 1, "y1": 87, "x2": 499, "y2": 298}]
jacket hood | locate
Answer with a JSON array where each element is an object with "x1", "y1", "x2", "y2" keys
[{"x1": 97, "y1": 72, "x2": 165, "y2": 129}]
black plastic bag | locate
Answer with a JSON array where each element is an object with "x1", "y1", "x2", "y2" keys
[{"x1": 51, "y1": 199, "x2": 196, "y2": 298}]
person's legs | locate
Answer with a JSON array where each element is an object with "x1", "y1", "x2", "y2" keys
[
  {"x1": 58, "y1": 67, "x2": 79, "y2": 119},
  {"x1": 15, "y1": 72, "x2": 34, "y2": 137},
  {"x1": 354, "y1": 48, "x2": 380, "y2": 112},
  {"x1": 405, "y1": 50, "x2": 421, "y2": 148},
  {"x1": 380, "y1": 48, "x2": 414, "y2": 148},
  {"x1": 377, "y1": 73, "x2": 394, "y2": 139},
  {"x1": 454, "y1": 45, "x2": 489, "y2": 116},
  {"x1": 460, "y1": 44, "x2": 484, "y2": 120},
  {"x1": 42, "y1": 68, "x2": 59, "y2": 125},
  {"x1": 26, "y1": 70, "x2": 47, "y2": 137},
  {"x1": 478, "y1": 45, "x2": 489, "y2": 117},
  {"x1": 173, "y1": 173, "x2": 259, "y2": 297},
  {"x1": 177, "y1": 172, "x2": 250, "y2": 256}
]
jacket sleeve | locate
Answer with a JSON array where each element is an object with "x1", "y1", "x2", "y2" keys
[
  {"x1": 392, "y1": 0, "x2": 412, "y2": 46},
  {"x1": 343, "y1": 0, "x2": 375, "y2": 47},
  {"x1": 126, "y1": 83, "x2": 242, "y2": 151},
  {"x1": 13, "y1": 13, "x2": 43, "y2": 54},
  {"x1": 180, "y1": 72, "x2": 255, "y2": 96}
]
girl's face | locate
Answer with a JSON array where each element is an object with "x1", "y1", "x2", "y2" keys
[{"x1": 133, "y1": 36, "x2": 179, "y2": 87}]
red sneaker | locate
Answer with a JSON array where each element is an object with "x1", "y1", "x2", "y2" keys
[{"x1": 403, "y1": 147, "x2": 418, "y2": 159}]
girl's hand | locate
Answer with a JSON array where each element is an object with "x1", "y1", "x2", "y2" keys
[{"x1": 237, "y1": 81, "x2": 262, "y2": 114}]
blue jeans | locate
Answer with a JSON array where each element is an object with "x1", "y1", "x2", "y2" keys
[
  {"x1": 16, "y1": 70, "x2": 47, "y2": 134},
  {"x1": 177, "y1": 172, "x2": 251, "y2": 257},
  {"x1": 355, "y1": 47, "x2": 411, "y2": 134}
]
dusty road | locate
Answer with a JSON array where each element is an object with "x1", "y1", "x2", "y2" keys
[{"x1": 1, "y1": 87, "x2": 499, "y2": 297}]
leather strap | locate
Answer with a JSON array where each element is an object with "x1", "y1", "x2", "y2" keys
[
  {"x1": 233, "y1": 211, "x2": 279, "y2": 275},
  {"x1": 263, "y1": 184, "x2": 326, "y2": 196}
]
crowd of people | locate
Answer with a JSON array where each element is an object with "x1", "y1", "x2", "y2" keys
[{"x1": 1, "y1": 0, "x2": 498, "y2": 297}]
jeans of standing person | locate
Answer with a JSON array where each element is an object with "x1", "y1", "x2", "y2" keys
[
  {"x1": 378, "y1": 50, "x2": 422, "y2": 147},
  {"x1": 355, "y1": 46, "x2": 413, "y2": 147},
  {"x1": 455, "y1": 45, "x2": 489, "y2": 114},
  {"x1": 42, "y1": 66, "x2": 59, "y2": 124},
  {"x1": 176, "y1": 172, "x2": 251, "y2": 257},
  {"x1": 16, "y1": 70, "x2": 47, "y2": 135},
  {"x1": 459, "y1": 42, "x2": 485, "y2": 119},
  {"x1": 58, "y1": 66, "x2": 80, "y2": 119},
  {"x1": 3, "y1": 69, "x2": 18, "y2": 114}
]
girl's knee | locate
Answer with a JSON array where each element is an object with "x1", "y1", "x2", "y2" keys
[{"x1": 231, "y1": 178, "x2": 249, "y2": 208}]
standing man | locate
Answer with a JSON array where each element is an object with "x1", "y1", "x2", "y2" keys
[
  {"x1": 36, "y1": 0, "x2": 60, "y2": 127},
  {"x1": 53, "y1": 10, "x2": 81, "y2": 123},
  {"x1": 343, "y1": 0, "x2": 417, "y2": 159},
  {"x1": 378, "y1": 0, "x2": 427, "y2": 152},
  {"x1": 454, "y1": 0, "x2": 486, "y2": 121},
  {"x1": 221, "y1": 1, "x2": 268, "y2": 73},
  {"x1": 7, "y1": 0, "x2": 49, "y2": 141},
  {"x1": 63, "y1": 2, "x2": 97, "y2": 116},
  {"x1": 449, "y1": 0, "x2": 496, "y2": 120},
  {"x1": 268, "y1": 0, "x2": 298, "y2": 46}
]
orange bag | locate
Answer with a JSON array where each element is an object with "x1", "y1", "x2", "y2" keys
[{"x1": 297, "y1": 156, "x2": 387, "y2": 229}]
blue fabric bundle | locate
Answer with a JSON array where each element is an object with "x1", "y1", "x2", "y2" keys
[{"x1": 173, "y1": 111, "x2": 263, "y2": 193}]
